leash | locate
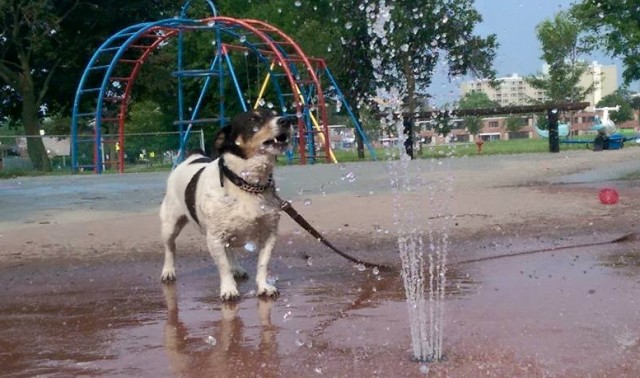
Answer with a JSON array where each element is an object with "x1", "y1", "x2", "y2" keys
[
  {"x1": 218, "y1": 155, "x2": 393, "y2": 272},
  {"x1": 273, "y1": 192, "x2": 393, "y2": 272}
]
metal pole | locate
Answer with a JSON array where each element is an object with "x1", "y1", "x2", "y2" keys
[{"x1": 547, "y1": 108, "x2": 559, "y2": 153}]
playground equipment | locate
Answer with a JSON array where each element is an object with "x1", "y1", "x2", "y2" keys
[
  {"x1": 535, "y1": 122, "x2": 570, "y2": 138},
  {"x1": 558, "y1": 105, "x2": 637, "y2": 150},
  {"x1": 71, "y1": 0, "x2": 375, "y2": 173},
  {"x1": 590, "y1": 106, "x2": 620, "y2": 136}
]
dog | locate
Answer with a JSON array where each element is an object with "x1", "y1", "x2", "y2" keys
[{"x1": 159, "y1": 109, "x2": 292, "y2": 300}]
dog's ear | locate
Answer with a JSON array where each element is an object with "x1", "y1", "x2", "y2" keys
[{"x1": 212, "y1": 126, "x2": 246, "y2": 159}]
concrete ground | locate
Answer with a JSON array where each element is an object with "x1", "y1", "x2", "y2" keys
[{"x1": 1, "y1": 147, "x2": 639, "y2": 377}]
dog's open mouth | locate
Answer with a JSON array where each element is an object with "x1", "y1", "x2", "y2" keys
[{"x1": 264, "y1": 132, "x2": 289, "y2": 146}]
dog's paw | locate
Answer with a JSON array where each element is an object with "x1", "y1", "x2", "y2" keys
[
  {"x1": 257, "y1": 284, "x2": 279, "y2": 298},
  {"x1": 220, "y1": 286, "x2": 240, "y2": 301},
  {"x1": 161, "y1": 269, "x2": 176, "y2": 282},
  {"x1": 232, "y1": 267, "x2": 249, "y2": 280}
]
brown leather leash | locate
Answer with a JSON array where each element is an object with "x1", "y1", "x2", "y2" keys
[{"x1": 273, "y1": 192, "x2": 394, "y2": 272}]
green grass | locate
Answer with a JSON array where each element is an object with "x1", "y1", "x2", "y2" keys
[
  {"x1": 2, "y1": 136, "x2": 638, "y2": 178},
  {"x1": 330, "y1": 136, "x2": 624, "y2": 162}
]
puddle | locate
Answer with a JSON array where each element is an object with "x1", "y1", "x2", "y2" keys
[{"x1": 0, "y1": 236, "x2": 638, "y2": 377}]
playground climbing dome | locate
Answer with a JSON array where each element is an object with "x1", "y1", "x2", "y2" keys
[{"x1": 71, "y1": 0, "x2": 375, "y2": 173}]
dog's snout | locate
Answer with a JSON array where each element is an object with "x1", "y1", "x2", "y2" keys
[{"x1": 277, "y1": 116, "x2": 295, "y2": 128}]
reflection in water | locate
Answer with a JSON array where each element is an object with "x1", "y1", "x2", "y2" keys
[
  {"x1": 308, "y1": 265, "x2": 478, "y2": 340},
  {"x1": 162, "y1": 284, "x2": 279, "y2": 377}
]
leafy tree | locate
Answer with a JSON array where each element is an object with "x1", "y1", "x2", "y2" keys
[
  {"x1": 365, "y1": 0, "x2": 497, "y2": 111},
  {"x1": 631, "y1": 94, "x2": 640, "y2": 111},
  {"x1": 0, "y1": 0, "x2": 178, "y2": 171},
  {"x1": 596, "y1": 89, "x2": 635, "y2": 124},
  {"x1": 525, "y1": 11, "x2": 592, "y2": 103},
  {"x1": 536, "y1": 113, "x2": 548, "y2": 130},
  {"x1": 505, "y1": 115, "x2": 526, "y2": 133},
  {"x1": 457, "y1": 90, "x2": 497, "y2": 136},
  {"x1": 571, "y1": 0, "x2": 640, "y2": 84}
]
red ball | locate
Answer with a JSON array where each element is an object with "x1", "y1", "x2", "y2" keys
[{"x1": 598, "y1": 188, "x2": 619, "y2": 205}]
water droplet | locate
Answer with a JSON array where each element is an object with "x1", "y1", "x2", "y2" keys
[
  {"x1": 304, "y1": 198, "x2": 312, "y2": 206},
  {"x1": 267, "y1": 275, "x2": 278, "y2": 285},
  {"x1": 205, "y1": 335, "x2": 217, "y2": 346},
  {"x1": 372, "y1": 267, "x2": 380, "y2": 275},
  {"x1": 283, "y1": 310, "x2": 292, "y2": 321},
  {"x1": 354, "y1": 263, "x2": 366, "y2": 272},
  {"x1": 244, "y1": 242, "x2": 257, "y2": 252},
  {"x1": 239, "y1": 35, "x2": 247, "y2": 43},
  {"x1": 306, "y1": 257, "x2": 313, "y2": 266},
  {"x1": 294, "y1": 0, "x2": 302, "y2": 6},
  {"x1": 345, "y1": 22, "x2": 353, "y2": 30}
]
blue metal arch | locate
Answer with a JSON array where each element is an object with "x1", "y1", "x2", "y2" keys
[
  {"x1": 71, "y1": 4, "x2": 375, "y2": 173},
  {"x1": 71, "y1": 18, "x2": 204, "y2": 173}
]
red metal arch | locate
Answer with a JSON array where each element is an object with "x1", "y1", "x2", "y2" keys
[
  {"x1": 243, "y1": 18, "x2": 332, "y2": 162},
  {"x1": 203, "y1": 16, "x2": 331, "y2": 163},
  {"x1": 86, "y1": 16, "x2": 332, "y2": 171},
  {"x1": 110, "y1": 27, "x2": 179, "y2": 172}
]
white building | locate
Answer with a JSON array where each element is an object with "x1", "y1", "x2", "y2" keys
[{"x1": 461, "y1": 61, "x2": 617, "y2": 107}]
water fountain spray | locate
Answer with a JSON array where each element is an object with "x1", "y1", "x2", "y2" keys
[{"x1": 365, "y1": 0, "x2": 450, "y2": 363}]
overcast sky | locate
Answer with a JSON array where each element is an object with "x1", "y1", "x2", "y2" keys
[{"x1": 428, "y1": 0, "x2": 627, "y2": 105}]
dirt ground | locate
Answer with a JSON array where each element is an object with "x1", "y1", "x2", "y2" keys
[{"x1": 1, "y1": 148, "x2": 640, "y2": 377}]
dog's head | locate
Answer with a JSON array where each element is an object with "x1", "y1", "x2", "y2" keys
[{"x1": 212, "y1": 109, "x2": 293, "y2": 159}]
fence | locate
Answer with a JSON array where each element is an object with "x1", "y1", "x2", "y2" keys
[{"x1": 0, "y1": 131, "x2": 205, "y2": 173}]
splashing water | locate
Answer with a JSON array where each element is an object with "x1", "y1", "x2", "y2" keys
[{"x1": 366, "y1": 0, "x2": 451, "y2": 363}]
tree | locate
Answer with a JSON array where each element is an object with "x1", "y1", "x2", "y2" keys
[
  {"x1": 525, "y1": 11, "x2": 592, "y2": 103},
  {"x1": 505, "y1": 115, "x2": 525, "y2": 133},
  {"x1": 572, "y1": 0, "x2": 640, "y2": 84},
  {"x1": 365, "y1": 0, "x2": 497, "y2": 111},
  {"x1": 457, "y1": 90, "x2": 497, "y2": 136},
  {"x1": 596, "y1": 89, "x2": 635, "y2": 124},
  {"x1": 0, "y1": 0, "x2": 178, "y2": 171}
]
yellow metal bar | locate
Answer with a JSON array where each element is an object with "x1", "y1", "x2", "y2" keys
[
  {"x1": 254, "y1": 61, "x2": 337, "y2": 163},
  {"x1": 253, "y1": 62, "x2": 275, "y2": 109},
  {"x1": 292, "y1": 83, "x2": 337, "y2": 163}
]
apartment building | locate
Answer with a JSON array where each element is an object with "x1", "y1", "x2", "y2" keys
[{"x1": 460, "y1": 61, "x2": 617, "y2": 107}]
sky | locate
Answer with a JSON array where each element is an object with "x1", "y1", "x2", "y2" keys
[{"x1": 428, "y1": 0, "x2": 627, "y2": 105}]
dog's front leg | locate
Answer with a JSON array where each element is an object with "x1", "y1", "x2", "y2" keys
[
  {"x1": 206, "y1": 233, "x2": 240, "y2": 301},
  {"x1": 256, "y1": 232, "x2": 278, "y2": 298}
]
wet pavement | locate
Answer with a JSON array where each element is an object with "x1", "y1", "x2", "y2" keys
[
  {"x1": 1, "y1": 231, "x2": 639, "y2": 377},
  {"x1": 1, "y1": 149, "x2": 640, "y2": 377}
]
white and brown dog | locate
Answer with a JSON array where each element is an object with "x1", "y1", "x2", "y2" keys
[{"x1": 159, "y1": 109, "x2": 292, "y2": 300}]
